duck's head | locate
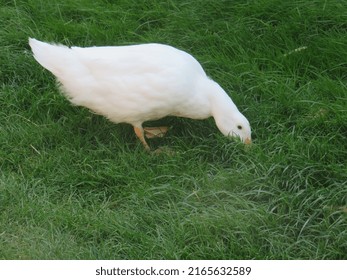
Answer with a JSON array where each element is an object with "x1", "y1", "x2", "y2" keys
[
  {"x1": 214, "y1": 109, "x2": 252, "y2": 144},
  {"x1": 206, "y1": 80, "x2": 252, "y2": 144}
]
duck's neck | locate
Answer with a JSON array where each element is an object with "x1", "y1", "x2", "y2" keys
[
  {"x1": 203, "y1": 79, "x2": 238, "y2": 117},
  {"x1": 202, "y1": 78, "x2": 241, "y2": 136}
]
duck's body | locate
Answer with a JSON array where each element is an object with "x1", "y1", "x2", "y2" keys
[{"x1": 29, "y1": 38, "x2": 251, "y2": 149}]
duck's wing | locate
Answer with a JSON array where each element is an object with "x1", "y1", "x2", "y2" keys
[
  {"x1": 69, "y1": 43, "x2": 202, "y2": 100},
  {"x1": 71, "y1": 43, "x2": 204, "y2": 79}
]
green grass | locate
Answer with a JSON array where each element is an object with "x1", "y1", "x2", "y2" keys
[{"x1": 0, "y1": 0, "x2": 346, "y2": 259}]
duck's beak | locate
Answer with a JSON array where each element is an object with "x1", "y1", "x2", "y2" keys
[{"x1": 244, "y1": 138, "x2": 252, "y2": 145}]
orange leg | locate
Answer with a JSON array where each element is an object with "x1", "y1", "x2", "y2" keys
[{"x1": 134, "y1": 126, "x2": 150, "y2": 151}]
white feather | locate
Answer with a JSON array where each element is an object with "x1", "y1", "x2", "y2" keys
[{"x1": 29, "y1": 38, "x2": 251, "y2": 143}]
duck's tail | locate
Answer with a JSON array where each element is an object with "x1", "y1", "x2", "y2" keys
[{"x1": 29, "y1": 38, "x2": 85, "y2": 78}]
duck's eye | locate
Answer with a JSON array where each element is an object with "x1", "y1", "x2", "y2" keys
[{"x1": 237, "y1": 125, "x2": 242, "y2": 130}]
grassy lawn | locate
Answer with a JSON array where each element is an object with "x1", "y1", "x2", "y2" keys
[{"x1": 0, "y1": 0, "x2": 346, "y2": 259}]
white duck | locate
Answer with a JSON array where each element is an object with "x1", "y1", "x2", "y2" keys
[{"x1": 29, "y1": 38, "x2": 251, "y2": 150}]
